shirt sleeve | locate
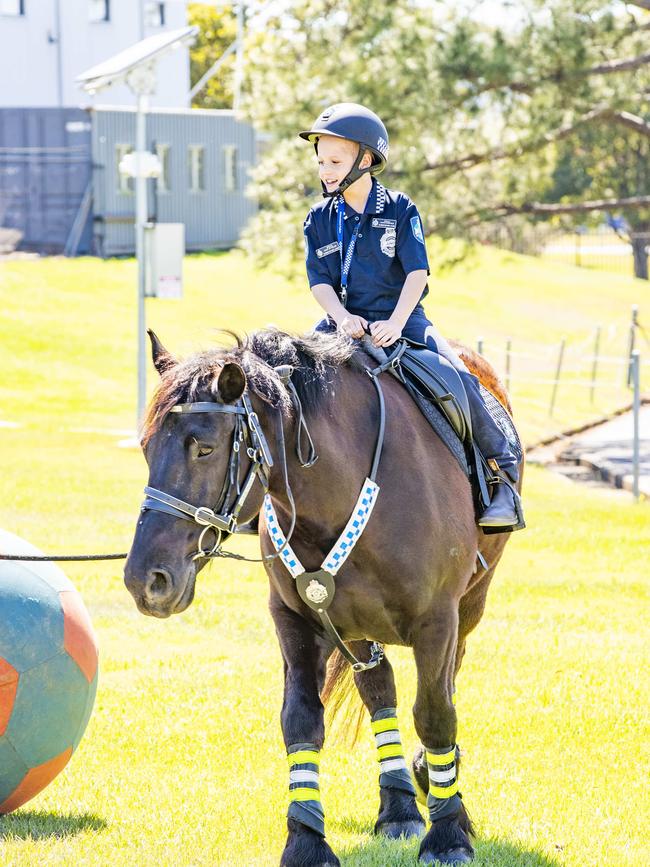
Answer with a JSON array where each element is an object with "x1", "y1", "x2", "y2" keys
[
  {"x1": 303, "y1": 210, "x2": 333, "y2": 288},
  {"x1": 395, "y1": 198, "x2": 430, "y2": 276}
]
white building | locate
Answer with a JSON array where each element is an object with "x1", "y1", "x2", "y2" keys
[{"x1": 0, "y1": 1, "x2": 190, "y2": 108}]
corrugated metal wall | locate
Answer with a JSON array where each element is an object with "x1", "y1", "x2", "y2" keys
[
  {"x1": 91, "y1": 108, "x2": 257, "y2": 256},
  {"x1": 0, "y1": 108, "x2": 93, "y2": 253}
]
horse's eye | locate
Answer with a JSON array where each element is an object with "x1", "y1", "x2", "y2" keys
[{"x1": 197, "y1": 445, "x2": 213, "y2": 457}]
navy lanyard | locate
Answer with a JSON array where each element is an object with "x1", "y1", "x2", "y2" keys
[{"x1": 336, "y1": 195, "x2": 362, "y2": 307}]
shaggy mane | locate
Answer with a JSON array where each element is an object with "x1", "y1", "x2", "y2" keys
[{"x1": 141, "y1": 328, "x2": 355, "y2": 446}]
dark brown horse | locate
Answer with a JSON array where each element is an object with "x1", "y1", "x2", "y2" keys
[{"x1": 124, "y1": 327, "x2": 523, "y2": 866}]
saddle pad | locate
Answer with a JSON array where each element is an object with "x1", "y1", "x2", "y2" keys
[
  {"x1": 410, "y1": 388, "x2": 469, "y2": 477},
  {"x1": 478, "y1": 384, "x2": 524, "y2": 464}
]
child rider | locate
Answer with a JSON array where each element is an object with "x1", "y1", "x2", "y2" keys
[{"x1": 300, "y1": 102, "x2": 524, "y2": 531}]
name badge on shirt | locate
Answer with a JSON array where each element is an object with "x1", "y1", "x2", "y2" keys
[
  {"x1": 371, "y1": 218, "x2": 397, "y2": 229},
  {"x1": 316, "y1": 241, "x2": 340, "y2": 259}
]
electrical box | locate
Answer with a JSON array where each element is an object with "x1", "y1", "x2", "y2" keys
[{"x1": 145, "y1": 223, "x2": 184, "y2": 298}]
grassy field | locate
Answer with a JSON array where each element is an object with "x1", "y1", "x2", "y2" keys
[{"x1": 0, "y1": 251, "x2": 648, "y2": 866}]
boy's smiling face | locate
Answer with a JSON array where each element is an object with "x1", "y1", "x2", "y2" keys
[{"x1": 316, "y1": 135, "x2": 372, "y2": 193}]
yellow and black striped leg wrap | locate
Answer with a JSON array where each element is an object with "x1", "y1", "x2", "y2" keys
[
  {"x1": 287, "y1": 743, "x2": 325, "y2": 837},
  {"x1": 426, "y1": 745, "x2": 462, "y2": 821},
  {"x1": 371, "y1": 708, "x2": 416, "y2": 796}
]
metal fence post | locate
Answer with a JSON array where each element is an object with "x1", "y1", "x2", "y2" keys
[
  {"x1": 505, "y1": 338, "x2": 512, "y2": 392},
  {"x1": 590, "y1": 325, "x2": 601, "y2": 405},
  {"x1": 549, "y1": 337, "x2": 566, "y2": 418},
  {"x1": 632, "y1": 351, "x2": 640, "y2": 502},
  {"x1": 627, "y1": 304, "x2": 638, "y2": 386},
  {"x1": 477, "y1": 337, "x2": 484, "y2": 356}
]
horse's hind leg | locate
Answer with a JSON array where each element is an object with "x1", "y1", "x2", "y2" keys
[
  {"x1": 348, "y1": 641, "x2": 425, "y2": 839},
  {"x1": 271, "y1": 601, "x2": 340, "y2": 867},
  {"x1": 411, "y1": 611, "x2": 475, "y2": 865}
]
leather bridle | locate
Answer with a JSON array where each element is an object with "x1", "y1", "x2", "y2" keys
[{"x1": 141, "y1": 391, "x2": 294, "y2": 562}]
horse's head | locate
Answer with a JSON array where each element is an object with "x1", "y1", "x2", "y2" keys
[{"x1": 124, "y1": 331, "x2": 272, "y2": 619}]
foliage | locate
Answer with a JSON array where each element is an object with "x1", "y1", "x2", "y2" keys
[
  {"x1": 236, "y1": 1, "x2": 650, "y2": 275},
  {"x1": 188, "y1": 3, "x2": 236, "y2": 109}
]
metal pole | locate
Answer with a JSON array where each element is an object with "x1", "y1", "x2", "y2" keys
[
  {"x1": 477, "y1": 337, "x2": 484, "y2": 356},
  {"x1": 505, "y1": 338, "x2": 511, "y2": 392},
  {"x1": 549, "y1": 337, "x2": 566, "y2": 418},
  {"x1": 627, "y1": 304, "x2": 638, "y2": 386},
  {"x1": 632, "y1": 351, "x2": 640, "y2": 502},
  {"x1": 233, "y1": 2, "x2": 244, "y2": 111},
  {"x1": 135, "y1": 92, "x2": 149, "y2": 425},
  {"x1": 53, "y1": 0, "x2": 63, "y2": 107},
  {"x1": 590, "y1": 325, "x2": 601, "y2": 405}
]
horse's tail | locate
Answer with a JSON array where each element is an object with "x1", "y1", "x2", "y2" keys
[{"x1": 321, "y1": 649, "x2": 366, "y2": 748}]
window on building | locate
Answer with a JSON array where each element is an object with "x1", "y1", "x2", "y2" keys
[
  {"x1": 188, "y1": 145, "x2": 205, "y2": 192},
  {"x1": 0, "y1": 0, "x2": 25, "y2": 15},
  {"x1": 89, "y1": 0, "x2": 109, "y2": 22},
  {"x1": 115, "y1": 144, "x2": 134, "y2": 194},
  {"x1": 155, "y1": 144, "x2": 171, "y2": 193},
  {"x1": 144, "y1": 2, "x2": 165, "y2": 27},
  {"x1": 224, "y1": 145, "x2": 238, "y2": 192}
]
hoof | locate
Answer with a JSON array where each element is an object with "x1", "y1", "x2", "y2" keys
[
  {"x1": 281, "y1": 818, "x2": 340, "y2": 867},
  {"x1": 376, "y1": 818, "x2": 426, "y2": 839},
  {"x1": 419, "y1": 846, "x2": 473, "y2": 864}
]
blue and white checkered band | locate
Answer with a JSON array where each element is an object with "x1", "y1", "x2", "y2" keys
[
  {"x1": 322, "y1": 480, "x2": 379, "y2": 574},
  {"x1": 375, "y1": 183, "x2": 386, "y2": 214},
  {"x1": 376, "y1": 137, "x2": 388, "y2": 159},
  {"x1": 263, "y1": 478, "x2": 380, "y2": 578},
  {"x1": 263, "y1": 495, "x2": 304, "y2": 578}
]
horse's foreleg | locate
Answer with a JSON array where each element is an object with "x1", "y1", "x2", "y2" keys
[
  {"x1": 271, "y1": 601, "x2": 340, "y2": 867},
  {"x1": 411, "y1": 612, "x2": 475, "y2": 865},
  {"x1": 348, "y1": 641, "x2": 425, "y2": 839}
]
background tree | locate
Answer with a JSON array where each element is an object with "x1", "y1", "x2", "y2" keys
[
  {"x1": 188, "y1": 3, "x2": 237, "y2": 109},
  {"x1": 236, "y1": 0, "x2": 650, "y2": 278}
]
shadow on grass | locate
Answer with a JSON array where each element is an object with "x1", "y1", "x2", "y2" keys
[
  {"x1": 0, "y1": 809, "x2": 106, "y2": 841},
  {"x1": 331, "y1": 823, "x2": 562, "y2": 867}
]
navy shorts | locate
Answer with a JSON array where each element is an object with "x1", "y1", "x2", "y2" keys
[{"x1": 315, "y1": 307, "x2": 470, "y2": 375}]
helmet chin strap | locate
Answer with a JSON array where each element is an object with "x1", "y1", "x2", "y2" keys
[{"x1": 318, "y1": 143, "x2": 372, "y2": 199}]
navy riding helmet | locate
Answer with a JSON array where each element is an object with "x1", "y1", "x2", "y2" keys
[{"x1": 299, "y1": 102, "x2": 389, "y2": 198}]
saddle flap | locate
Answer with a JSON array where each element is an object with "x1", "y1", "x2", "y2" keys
[{"x1": 400, "y1": 347, "x2": 472, "y2": 443}]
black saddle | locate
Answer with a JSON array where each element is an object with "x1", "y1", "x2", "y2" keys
[
  {"x1": 398, "y1": 344, "x2": 473, "y2": 443},
  {"x1": 363, "y1": 338, "x2": 495, "y2": 515}
]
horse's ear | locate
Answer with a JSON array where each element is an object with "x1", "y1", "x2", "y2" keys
[
  {"x1": 148, "y1": 329, "x2": 176, "y2": 377},
  {"x1": 214, "y1": 362, "x2": 246, "y2": 404}
]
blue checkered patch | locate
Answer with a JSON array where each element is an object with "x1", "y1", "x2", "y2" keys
[{"x1": 322, "y1": 480, "x2": 379, "y2": 575}]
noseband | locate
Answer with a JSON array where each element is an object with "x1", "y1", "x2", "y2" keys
[{"x1": 141, "y1": 392, "x2": 285, "y2": 561}]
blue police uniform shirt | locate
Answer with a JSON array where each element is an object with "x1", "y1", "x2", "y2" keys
[{"x1": 303, "y1": 177, "x2": 430, "y2": 316}]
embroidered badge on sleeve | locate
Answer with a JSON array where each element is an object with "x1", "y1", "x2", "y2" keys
[{"x1": 410, "y1": 216, "x2": 424, "y2": 244}]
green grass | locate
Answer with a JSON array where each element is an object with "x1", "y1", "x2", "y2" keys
[{"x1": 0, "y1": 250, "x2": 648, "y2": 866}]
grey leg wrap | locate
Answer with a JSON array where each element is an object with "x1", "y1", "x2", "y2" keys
[
  {"x1": 372, "y1": 708, "x2": 417, "y2": 796},
  {"x1": 287, "y1": 742, "x2": 325, "y2": 837},
  {"x1": 425, "y1": 745, "x2": 462, "y2": 822}
]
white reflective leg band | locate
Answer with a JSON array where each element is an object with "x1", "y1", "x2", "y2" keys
[{"x1": 371, "y1": 708, "x2": 416, "y2": 796}]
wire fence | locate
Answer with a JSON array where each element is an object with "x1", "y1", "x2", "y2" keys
[{"x1": 473, "y1": 305, "x2": 649, "y2": 456}]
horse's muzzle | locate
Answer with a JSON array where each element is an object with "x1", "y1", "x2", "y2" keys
[{"x1": 124, "y1": 561, "x2": 196, "y2": 618}]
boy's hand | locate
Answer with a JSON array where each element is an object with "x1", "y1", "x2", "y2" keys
[
  {"x1": 337, "y1": 314, "x2": 368, "y2": 339},
  {"x1": 370, "y1": 317, "x2": 403, "y2": 347}
]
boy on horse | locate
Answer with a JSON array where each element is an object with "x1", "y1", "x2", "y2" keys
[{"x1": 300, "y1": 102, "x2": 524, "y2": 531}]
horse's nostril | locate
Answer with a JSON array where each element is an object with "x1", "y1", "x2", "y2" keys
[{"x1": 146, "y1": 569, "x2": 172, "y2": 600}]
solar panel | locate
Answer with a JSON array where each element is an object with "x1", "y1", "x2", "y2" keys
[{"x1": 76, "y1": 26, "x2": 199, "y2": 93}]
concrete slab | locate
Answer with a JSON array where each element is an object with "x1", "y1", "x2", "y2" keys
[{"x1": 555, "y1": 406, "x2": 650, "y2": 498}]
